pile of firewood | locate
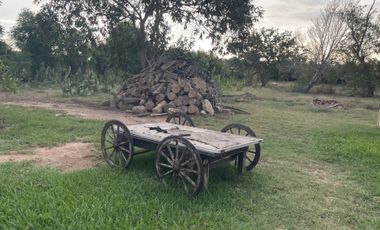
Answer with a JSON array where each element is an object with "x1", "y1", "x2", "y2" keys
[
  {"x1": 312, "y1": 99, "x2": 344, "y2": 108},
  {"x1": 112, "y1": 56, "x2": 219, "y2": 115}
]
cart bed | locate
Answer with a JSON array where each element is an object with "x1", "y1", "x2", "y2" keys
[{"x1": 129, "y1": 123, "x2": 262, "y2": 156}]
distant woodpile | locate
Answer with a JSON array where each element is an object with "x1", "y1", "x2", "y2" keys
[{"x1": 112, "y1": 55, "x2": 219, "y2": 115}]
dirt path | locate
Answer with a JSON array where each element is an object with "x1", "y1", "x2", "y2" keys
[
  {"x1": 0, "y1": 92, "x2": 164, "y2": 125},
  {"x1": 0, "y1": 142, "x2": 100, "y2": 171},
  {"x1": 0, "y1": 91, "x2": 165, "y2": 170}
]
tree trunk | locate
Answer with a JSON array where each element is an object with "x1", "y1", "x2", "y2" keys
[
  {"x1": 377, "y1": 109, "x2": 380, "y2": 128},
  {"x1": 303, "y1": 63, "x2": 326, "y2": 93},
  {"x1": 303, "y1": 71, "x2": 320, "y2": 93},
  {"x1": 362, "y1": 63, "x2": 375, "y2": 97}
]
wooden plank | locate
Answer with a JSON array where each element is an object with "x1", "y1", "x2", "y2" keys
[{"x1": 128, "y1": 123, "x2": 262, "y2": 155}]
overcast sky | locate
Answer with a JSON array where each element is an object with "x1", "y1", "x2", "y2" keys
[{"x1": 0, "y1": 0, "x2": 379, "y2": 50}]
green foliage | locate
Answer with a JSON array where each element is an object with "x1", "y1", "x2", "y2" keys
[
  {"x1": 229, "y1": 28, "x2": 304, "y2": 86},
  {"x1": 0, "y1": 62, "x2": 17, "y2": 92},
  {"x1": 61, "y1": 71, "x2": 100, "y2": 96},
  {"x1": 38, "y1": 0, "x2": 263, "y2": 67}
]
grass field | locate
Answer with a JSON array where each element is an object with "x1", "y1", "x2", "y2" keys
[{"x1": 0, "y1": 88, "x2": 379, "y2": 229}]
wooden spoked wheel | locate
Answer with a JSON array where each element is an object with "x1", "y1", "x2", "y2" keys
[
  {"x1": 101, "y1": 120, "x2": 133, "y2": 169},
  {"x1": 155, "y1": 136, "x2": 204, "y2": 195},
  {"x1": 166, "y1": 112, "x2": 195, "y2": 127},
  {"x1": 221, "y1": 124, "x2": 261, "y2": 171}
]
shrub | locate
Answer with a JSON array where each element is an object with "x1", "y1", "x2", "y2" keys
[{"x1": 0, "y1": 62, "x2": 17, "y2": 92}]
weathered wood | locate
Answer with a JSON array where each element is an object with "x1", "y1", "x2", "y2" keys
[
  {"x1": 377, "y1": 109, "x2": 380, "y2": 128},
  {"x1": 152, "y1": 101, "x2": 167, "y2": 113},
  {"x1": 155, "y1": 93, "x2": 165, "y2": 103},
  {"x1": 170, "y1": 83, "x2": 181, "y2": 94},
  {"x1": 201, "y1": 99, "x2": 215, "y2": 115},
  {"x1": 188, "y1": 105, "x2": 200, "y2": 115},
  {"x1": 128, "y1": 122, "x2": 262, "y2": 155},
  {"x1": 188, "y1": 89, "x2": 198, "y2": 98},
  {"x1": 181, "y1": 105, "x2": 189, "y2": 114},
  {"x1": 132, "y1": 105, "x2": 147, "y2": 114},
  {"x1": 145, "y1": 99, "x2": 155, "y2": 111},
  {"x1": 163, "y1": 102, "x2": 174, "y2": 113},
  {"x1": 173, "y1": 96, "x2": 183, "y2": 107},
  {"x1": 166, "y1": 92, "x2": 177, "y2": 101}
]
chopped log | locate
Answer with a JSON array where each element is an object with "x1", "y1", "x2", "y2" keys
[
  {"x1": 167, "y1": 92, "x2": 177, "y2": 101},
  {"x1": 152, "y1": 101, "x2": 168, "y2": 113},
  {"x1": 170, "y1": 83, "x2": 181, "y2": 94},
  {"x1": 181, "y1": 106, "x2": 189, "y2": 114},
  {"x1": 173, "y1": 96, "x2": 183, "y2": 107},
  {"x1": 122, "y1": 97, "x2": 140, "y2": 105},
  {"x1": 164, "y1": 102, "x2": 176, "y2": 113},
  {"x1": 183, "y1": 82, "x2": 191, "y2": 93},
  {"x1": 132, "y1": 106, "x2": 147, "y2": 114},
  {"x1": 145, "y1": 99, "x2": 155, "y2": 111},
  {"x1": 192, "y1": 77, "x2": 207, "y2": 93},
  {"x1": 188, "y1": 105, "x2": 200, "y2": 115},
  {"x1": 150, "y1": 113, "x2": 168, "y2": 117},
  {"x1": 155, "y1": 93, "x2": 165, "y2": 103},
  {"x1": 201, "y1": 99, "x2": 215, "y2": 116},
  {"x1": 182, "y1": 95, "x2": 190, "y2": 106},
  {"x1": 178, "y1": 77, "x2": 186, "y2": 88},
  {"x1": 168, "y1": 108, "x2": 182, "y2": 114},
  {"x1": 188, "y1": 89, "x2": 198, "y2": 98}
]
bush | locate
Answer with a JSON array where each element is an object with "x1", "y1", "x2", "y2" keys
[
  {"x1": 0, "y1": 62, "x2": 17, "y2": 92},
  {"x1": 309, "y1": 84, "x2": 336, "y2": 95}
]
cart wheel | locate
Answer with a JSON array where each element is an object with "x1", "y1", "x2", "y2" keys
[
  {"x1": 155, "y1": 136, "x2": 204, "y2": 195},
  {"x1": 221, "y1": 124, "x2": 261, "y2": 171},
  {"x1": 101, "y1": 120, "x2": 133, "y2": 169},
  {"x1": 166, "y1": 112, "x2": 195, "y2": 127}
]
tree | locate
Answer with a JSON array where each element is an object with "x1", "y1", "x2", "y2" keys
[
  {"x1": 340, "y1": 0, "x2": 380, "y2": 96},
  {"x1": 302, "y1": 0, "x2": 347, "y2": 93},
  {"x1": 11, "y1": 9, "x2": 63, "y2": 78},
  {"x1": 228, "y1": 28, "x2": 304, "y2": 86},
  {"x1": 37, "y1": 0, "x2": 263, "y2": 68}
]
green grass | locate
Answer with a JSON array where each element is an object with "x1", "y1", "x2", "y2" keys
[
  {"x1": 0, "y1": 87, "x2": 379, "y2": 229},
  {"x1": 0, "y1": 106, "x2": 103, "y2": 153}
]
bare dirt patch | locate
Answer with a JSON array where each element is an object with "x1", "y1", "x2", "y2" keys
[
  {"x1": 0, "y1": 90, "x2": 164, "y2": 125},
  {"x1": 0, "y1": 142, "x2": 100, "y2": 171}
]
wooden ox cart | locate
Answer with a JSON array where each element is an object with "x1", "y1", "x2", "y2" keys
[{"x1": 100, "y1": 112, "x2": 262, "y2": 195}]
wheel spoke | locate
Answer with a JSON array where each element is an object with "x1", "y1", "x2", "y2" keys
[
  {"x1": 167, "y1": 145, "x2": 175, "y2": 160},
  {"x1": 161, "y1": 169, "x2": 174, "y2": 177},
  {"x1": 119, "y1": 146, "x2": 131, "y2": 154},
  {"x1": 120, "y1": 151, "x2": 128, "y2": 163},
  {"x1": 110, "y1": 125, "x2": 116, "y2": 138},
  {"x1": 160, "y1": 151, "x2": 173, "y2": 164},
  {"x1": 105, "y1": 146, "x2": 114, "y2": 151},
  {"x1": 181, "y1": 168, "x2": 198, "y2": 174},
  {"x1": 180, "y1": 175, "x2": 189, "y2": 193},
  {"x1": 181, "y1": 158, "x2": 194, "y2": 167},
  {"x1": 246, "y1": 156, "x2": 253, "y2": 163},
  {"x1": 229, "y1": 128, "x2": 234, "y2": 134},
  {"x1": 107, "y1": 130, "x2": 114, "y2": 141},
  {"x1": 159, "y1": 163, "x2": 173, "y2": 169},
  {"x1": 180, "y1": 172, "x2": 196, "y2": 187},
  {"x1": 109, "y1": 149, "x2": 116, "y2": 159},
  {"x1": 106, "y1": 140, "x2": 114, "y2": 146}
]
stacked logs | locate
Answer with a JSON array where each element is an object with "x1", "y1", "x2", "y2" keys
[{"x1": 112, "y1": 56, "x2": 218, "y2": 115}]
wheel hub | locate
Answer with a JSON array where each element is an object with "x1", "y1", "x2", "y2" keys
[{"x1": 173, "y1": 160, "x2": 181, "y2": 172}]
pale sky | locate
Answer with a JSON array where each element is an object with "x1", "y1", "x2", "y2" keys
[{"x1": 0, "y1": 0, "x2": 379, "y2": 50}]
